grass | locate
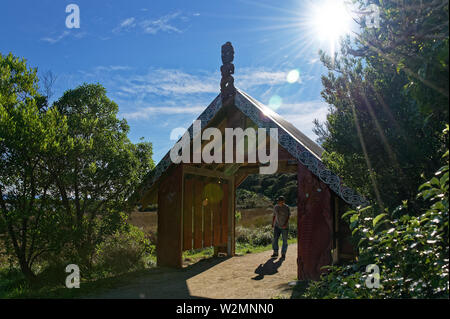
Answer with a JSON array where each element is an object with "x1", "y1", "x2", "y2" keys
[
  {"x1": 0, "y1": 268, "x2": 159, "y2": 299},
  {"x1": 0, "y1": 234, "x2": 158, "y2": 299},
  {"x1": 235, "y1": 238, "x2": 297, "y2": 255},
  {"x1": 183, "y1": 247, "x2": 214, "y2": 263},
  {"x1": 0, "y1": 259, "x2": 161, "y2": 299}
]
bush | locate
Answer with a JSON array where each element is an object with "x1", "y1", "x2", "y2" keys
[
  {"x1": 250, "y1": 225, "x2": 273, "y2": 246},
  {"x1": 238, "y1": 174, "x2": 298, "y2": 206},
  {"x1": 235, "y1": 210, "x2": 242, "y2": 224},
  {"x1": 303, "y1": 129, "x2": 449, "y2": 299},
  {"x1": 236, "y1": 189, "x2": 272, "y2": 208},
  {"x1": 236, "y1": 226, "x2": 252, "y2": 244},
  {"x1": 94, "y1": 225, "x2": 154, "y2": 274},
  {"x1": 236, "y1": 224, "x2": 297, "y2": 247}
]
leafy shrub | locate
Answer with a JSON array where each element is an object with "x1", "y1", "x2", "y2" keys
[
  {"x1": 236, "y1": 226, "x2": 252, "y2": 244},
  {"x1": 94, "y1": 225, "x2": 154, "y2": 274},
  {"x1": 238, "y1": 173, "x2": 298, "y2": 206},
  {"x1": 288, "y1": 224, "x2": 297, "y2": 238},
  {"x1": 235, "y1": 210, "x2": 242, "y2": 224},
  {"x1": 303, "y1": 129, "x2": 449, "y2": 299},
  {"x1": 236, "y1": 189, "x2": 272, "y2": 209},
  {"x1": 250, "y1": 225, "x2": 274, "y2": 246},
  {"x1": 236, "y1": 224, "x2": 297, "y2": 247}
]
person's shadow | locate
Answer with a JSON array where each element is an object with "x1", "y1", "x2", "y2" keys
[{"x1": 252, "y1": 257, "x2": 284, "y2": 280}]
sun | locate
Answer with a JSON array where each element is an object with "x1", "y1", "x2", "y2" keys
[{"x1": 309, "y1": 0, "x2": 353, "y2": 52}]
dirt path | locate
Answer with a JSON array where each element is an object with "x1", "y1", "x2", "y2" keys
[{"x1": 90, "y1": 244, "x2": 297, "y2": 299}]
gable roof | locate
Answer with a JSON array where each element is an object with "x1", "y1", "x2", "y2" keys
[{"x1": 138, "y1": 89, "x2": 369, "y2": 208}]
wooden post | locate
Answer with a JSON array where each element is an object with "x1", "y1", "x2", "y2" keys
[
  {"x1": 193, "y1": 179, "x2": 204, "y2": 249},
  {"x1": 297, "y1": 162, "x2": 333, "y2": 280},
  {"x1": 332, "y1": 195, "x2": 340, "y2": 264},
  {"x1": 227, "y1": 176, "x2": 235, "y2": 256},
  {"x1": 157, "y1": 165, "x2": 183, "y2": 268},
  {"x1": 183, "y1": 177, "x2": 194, "y2": 251}
]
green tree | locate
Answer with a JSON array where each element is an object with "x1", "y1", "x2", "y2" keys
[
  {"x1": 0, "y1": 53, "x2": 68, "y2": 281},
  {"x1": 303, "y1": 126, "x2": 449, "y2": 298},
  {"x1": 50, "y1": 83, "x2": 154, "y2": 268},
  {"x1": 314, "y1": 0, "x2": 449, "y2": 210},
  {"x1": 1, "y1": 53, "x2": 154, "y2": 281},
  {"x1": 303, "y1": 0, "x2": 449, "y2": 298}
]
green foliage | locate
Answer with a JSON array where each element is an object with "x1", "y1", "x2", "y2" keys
[
  {"x1": 236, "y1": 225, "x2": 273, "y2": 246},
  {"x1": 236, "y1": 224, "x2": 297, "y2": 247},
  {"x1": 235, "y1": 210, "x2": 242, "y2": 223},
  {"x1": 303, "y1": 130, "x2": 449, "y2": 298},
  {"x1": 302, "y1": 0, "x2": 449, "y2": 299},
  {"x1": 49, "y1": 83, "x2": 154, "y2": 267},
  {"x1": 236, "y1": 189, "x2": 272, "y2": 209},
  {"x1": 314, "y1": 0, "x2": 449, "y2": 210},
  {"x1": 238, "y1": 174, "x2": 297, "y2": 206},
  {"x1": 0, "y1": 52, "x2": 68, "y2": 281},
  {"x1": 0, "y1": 53, "x2": 155, "y2": 282},
  {"x1": 0, "y1": 222, "x2": 156, "y2": 298},
  {"x1": 94, "y1": 224, "x2": 155, "y2": 275}
]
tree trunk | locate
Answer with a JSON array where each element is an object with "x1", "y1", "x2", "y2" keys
[{"x1": 18, "y1": 256, "x2": 36, "y2": 283}]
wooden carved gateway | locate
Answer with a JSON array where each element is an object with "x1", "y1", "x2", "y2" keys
[{"x1": 137, "y1": 43, "x2": 366, "y2": 280}]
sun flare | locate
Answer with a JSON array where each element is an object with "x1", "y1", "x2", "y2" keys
[{"x1": 309, "y1": 0, "x2": 353, "y2": 52}]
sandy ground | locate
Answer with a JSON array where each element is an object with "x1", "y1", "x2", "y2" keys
[{"x1": 89, "y1": 244, "x2": 297, "y2": 299}]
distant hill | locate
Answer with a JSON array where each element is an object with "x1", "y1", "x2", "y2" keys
[
  {"x1": 139, "y1": 173, "x2": 298, "y2": 211},
  {"x1": 238, "y1": 173, "x2": 297, "y2": 207}
]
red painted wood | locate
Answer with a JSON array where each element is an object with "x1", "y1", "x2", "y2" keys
[
  {"x1": 277, "y1": 146, "x2": 295, "y2": 161},
  {"x1": 203, "y1": 199, "x2": 213, "y2": 248},
  {"x1": 297, "y1": 162, "x2": 333, "y2": 280},
  {"x1": 213, "y1": 195, "x2": 222, "y2": 246},
  {"x1": 157, "y1": 165, "x2": 183, "y2": 267},
  {"x1": 220, "y1": 181, "x2": 229, "y2": 246},
  {"x1": 193, "y1": 179, "x2": 204, "y2": 249},
  {"x1": 182, "y1": 178, "x2": 193, "y2": 251}
]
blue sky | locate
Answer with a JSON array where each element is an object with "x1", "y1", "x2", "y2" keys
[{"x1": 0, "y1": 0, "x2": 359, "y2": 162}]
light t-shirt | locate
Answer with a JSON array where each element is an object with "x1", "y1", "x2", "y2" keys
[{"x1": 273, "y1": 204, "x2": 290, "y2": 228}]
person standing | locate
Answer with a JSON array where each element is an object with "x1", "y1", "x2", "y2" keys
[{"x1": 271, "y1": 195, "x2": 290, "y2": 259}]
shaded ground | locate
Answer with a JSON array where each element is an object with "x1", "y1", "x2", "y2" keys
[{"x1": 89, "y1": 243, "x2": 298, "y2": 299}]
